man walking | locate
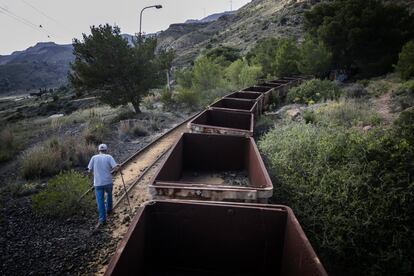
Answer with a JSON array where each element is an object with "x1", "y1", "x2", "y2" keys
[{"x1": 88, "y1": 144, "x2": 119, "y2": 227}]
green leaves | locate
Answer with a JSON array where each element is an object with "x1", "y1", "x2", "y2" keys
[
  {"x1": 287, "y1": 79, "x2": 341, "y2": 104},
  {"x1": 395, "y1": 40, "x2": 414, "y2": 80},
  {"x1": 258, "y1": 112, "x2": 414, "y2": 275},
  {"x1": 69, "y1": 24, "x2": 163, "y2": 113},
  {"x1": 31, "y1": 171, "x2": 94, "y2": 218},
  {"x1": 304, "y1": 0, "x2": 414, "y2": 78},
  {"x1": 298, "y1": 35, "x2": 332, "y2": 77}
]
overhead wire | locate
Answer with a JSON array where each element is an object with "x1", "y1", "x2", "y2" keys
[
  {"x1": 0, "y1": 4, "x2": 61, "y2": 39},
  {"x1": 20, "y1": 0, "x2": 74, "y2": 33}
]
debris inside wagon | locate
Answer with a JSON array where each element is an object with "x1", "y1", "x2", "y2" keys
[{"x1": 180, "y1": 170, "x2": 250, "y2": 186}]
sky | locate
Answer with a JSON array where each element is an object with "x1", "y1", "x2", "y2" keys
[{"x1": 0, "y1": 0, "x2": 251, "y2": 55}]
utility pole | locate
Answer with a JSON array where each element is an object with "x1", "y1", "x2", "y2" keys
[
  {"x1": 139, "y1": 5, "x2": 162, "y2": 41},
  {"x1": 230, "y1": 0, "x2": 233, "y2": 11}
]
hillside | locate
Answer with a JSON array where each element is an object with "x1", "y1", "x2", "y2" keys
[
  {"x1": 2, "y1": 0, "x2": 413, "y2": 94},
  {"x1": 157, "y1": 0, "x2": 312, "y2": 65},
  {"x1": 0, "y1": 42, "x2": 74, "y2": 95}
]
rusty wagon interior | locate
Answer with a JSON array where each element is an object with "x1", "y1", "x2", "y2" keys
[
  {"x1": 189, "y1": 109, "x2": 254, "y2": 134},
  {"x1": 153, "y1": 133, "x2": 271, "y2": 189},
  {"x1": 106, "y1": 201, "x2": 327, "y2": 276},
  {"x1": 210, "y1": 98, "x2": 257, "y2": 112}
]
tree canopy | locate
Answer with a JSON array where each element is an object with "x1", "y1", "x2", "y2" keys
[
  {"x1": 395, "y1": 40, "x2": 414, "y2": 80},
  {"x1": 304, "y1": 0, "x2": 414, "y2": 78},
  {"x1": 69, "y1": 24, "x2": 163, "y2": 113}
]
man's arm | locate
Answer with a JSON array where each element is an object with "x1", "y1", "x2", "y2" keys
[{"x1": 109, "y1": 156, "x2": 120, "y2": 173}]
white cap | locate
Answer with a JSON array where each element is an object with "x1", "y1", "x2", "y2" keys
[{"x1": 98, "y1": 144, "x2": 108, "y2": 151}]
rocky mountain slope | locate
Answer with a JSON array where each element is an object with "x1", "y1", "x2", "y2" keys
[
  {"x1": 2, "y1": 0, "x2": 413, "y2": 94},
  {"x1": 157, "y1": 0, "x2": 314, "y2": 65},
  {"x1": 0, "y1": 42, "x2": 74, "y2": 95}
]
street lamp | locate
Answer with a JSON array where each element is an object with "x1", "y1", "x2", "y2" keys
[{"x1": 139, "y1": 5, "x2": 162, "y2": 40}]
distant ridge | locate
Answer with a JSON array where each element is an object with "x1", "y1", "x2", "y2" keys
[{"x1": 185, "y1": 11, "x2": 235, "y2": 24}]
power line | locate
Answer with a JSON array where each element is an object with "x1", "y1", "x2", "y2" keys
[
  {"x1": 0, "y1": 4, "x2": 61, "y2": 39},
  {"x1": 20, "y1": 0, "x2": 73, "y2": 33},
  {"x1": 0, "y1": 7, "x2": 42, "y2": 34}
]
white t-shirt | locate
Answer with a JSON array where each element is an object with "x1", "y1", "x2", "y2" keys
[{"x1": 88, "y1": 153, "x2": 117, "y2": 187}]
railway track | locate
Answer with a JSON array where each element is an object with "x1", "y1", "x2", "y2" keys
[
  {"x1": 111, "y1": 113, "x2": 197, "y2": 210},
  {"x1": 94, "y1": 113, "x2": 197, "y2": 274}
]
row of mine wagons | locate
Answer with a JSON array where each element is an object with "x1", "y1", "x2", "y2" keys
[
  {"x1": 187, "y1": 76, "x2": 309, "y2": 138},
  {"x1": 104, "y1": 76, "x2": 327, "y2": 275}
]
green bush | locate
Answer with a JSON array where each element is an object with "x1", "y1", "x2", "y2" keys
[
  {"x1": 225, "y1": 59, "x2": 262, "y2": 89},
  {"x1": 110, "y1": 106, "x2": 136, "y2": 123},
  {"x1": 192, "y1": 55, "x2": 225, "y2": 91},
  {"x1": 21, "y1": 138, "x2": 95, "y2": 179},
  {"x1": 31, "y1": 171, "x2": 94, "y2": 217},
  {"x1": 82, "y1": 117, "x2": 109, "y2": 144},
  {"x1": 313, "y1": 99, "x2": 382, "y2": 127},
  {"x1": 298, "y1": 35, "x2": 332, "y2": 77},
  {"x1": 273, "y1": 38, "x2": 300, "y2": 77},
  {"x1": 254, "y1": 116, "x2": 274, "y2": 137},
  {"x1": 259, "y1": 118, "x2": 414, "y2": 275},
  {"x1": 0, "y1": 128, "x2": 19, "y2": 162},
  {"x1": 174, "y1": 87, "x2": 200, "y2": 109},
  {"x1": 118, "y1": 120, "x2": 149, "y2": 140},
  {"x1": 366, "y1": 80, "x2": 391, "y2": 97},
  {"x1": 391, "y1": 80, "x2": 414, "y2": 112},
  {"x1": 160, "y1": 89, "x2": 174, "y2": 107},
  {"x1": 395, "y1": 40, "x2": 414, "y2": 80},
  {"x1": 287, "y1": 79, "x2": 341, "y2": 104}
]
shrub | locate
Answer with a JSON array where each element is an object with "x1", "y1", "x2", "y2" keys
[
  {"x1": 225, "y1": 59, "x2": 262, "y2": 89},
  {"x1": 118, "y1": 120, "x2": 149, "y2": 140},
  {"x1": 31, "y1": 171, "x2": 94, "y2": 218},
  {"x1": 141, "y1": 93, "x2": 159, "y2": 110},
  {"x1": 342, "y1": 83, "x2": 368, "y2": 98},
  {"x1": 391, "y1": 80, "x2": 414, "y2": 112},
  {"x1": 83, "y1": 118, "x2": 109, "y2": 144},
  {"x1": 254, "y1": 116, "x2": 274, "y2": 138},
  {"x1": 160, "y1": 89, "x2": 174, "y2": 107},
  {"x1": 174, "y1": 68, "x2": 193, "y2": 89},
  {"x1": 21, "y1": 138, "x2": 95, "y2": 179},
  {"x1": 366, "y1": 80, "x2": 391, "y2": 97},
  {"x1": 174, "y1": 87, "x2": 200, "y2": 109},
  {"x1": 273, "y1": 38, "x2": 300, "y2": 77},
  {"x1": 192, "y1": 55, "x2": 225, "y2": 91},
  {"x1": 110, "y1": 106, "x2": 136, "y2": 123},
  {"x1": 395, "y1": 40, "x2": 414, "y2": 80},
  {"x1": 259, "y1": 120, "x2": 414, "y2": 275},
  {"x1": 314, "y1": 99, "x2": 382, "y2": 127},
  {"x1": 0, "y1": 128, "x2": 18, "y2": 162},
  {"x1": 287, "y1": 79, "x2": 341, "y2": 104},
  {"x1": 298, "y1": 35, "x2": 332, "y2": 77}
]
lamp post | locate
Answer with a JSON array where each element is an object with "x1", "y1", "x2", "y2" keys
[{"x1": 139, "y1": 5, "x2": 162, "y2": 41}]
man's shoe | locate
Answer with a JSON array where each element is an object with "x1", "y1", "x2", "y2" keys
[
  {"x1": 107, "y1": 210, "x2": 112, "y2": 215},
  {"x1": 92, "y1": 221, "x2": 106, "y2": 233}
]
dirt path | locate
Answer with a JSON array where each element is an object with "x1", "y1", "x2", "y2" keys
[
  {"x1": 373, "y1": 91, "x2": 394, "y2": 123},
  {"x1": 371, "y1": 83, "x2": 399, "y2": 124}
]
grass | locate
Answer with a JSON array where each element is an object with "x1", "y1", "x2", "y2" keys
[
  {"x1": 309, "y1": 99, "x2": 382, "y2": 128},
  {"x1": 118, "y1": 120, "x2": 149, "y2": 140},
  {"x1": 0, "y1": 127, "x2": 20, "y2": 162},
  {"x1": 366, "y1": 79, "x2": 391, "y2": 97},
  {"x1": 31, "y1": 170, "x2": 95, "y2": 218},
  {"x1": 21, "y1": 137, "x2": 96, "y2": 179}
]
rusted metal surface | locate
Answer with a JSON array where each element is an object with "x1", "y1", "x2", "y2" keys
[
  {"x1": 225, "y1": 91, "x2": 264, "y2": 114},
  {"x1": 258, "y1": 81, "x2": 289, "y2": 100},
  {"x1": 105, "y1": 200, "x2": 328, "y2": 276},
  {"x1": 149, "y1": 133, "x2": 273, "y2": 201},
  {"x1": 188, "y1": 109, "x2": 254, "y2": 137},
  {"x1": 209, "y1": 98, "x2": 259, "y2": 117},
  {"x1": 241, "y1": 86, "x2": 274, "y2": 110},
  {"x1": 118, "y1": 112, "x2": 200, "y2": 168}
]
